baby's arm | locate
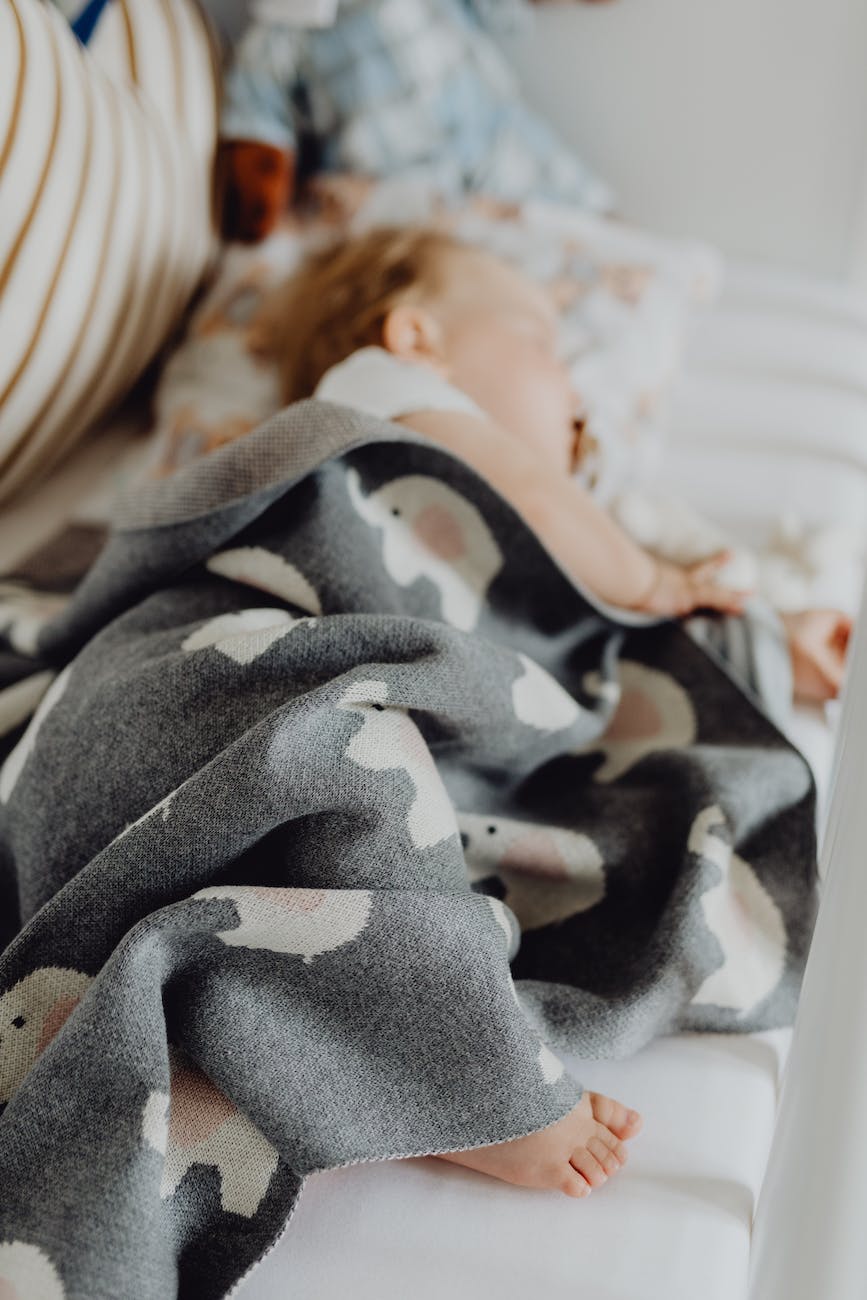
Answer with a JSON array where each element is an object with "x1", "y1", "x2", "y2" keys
[{"x1": 398, "y1": 409, "x2": 745, "y2": 617}]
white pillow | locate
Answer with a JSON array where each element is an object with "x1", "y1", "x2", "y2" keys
[{"x1": 0, "y1": 0, "x2": 218, "y2": 504}]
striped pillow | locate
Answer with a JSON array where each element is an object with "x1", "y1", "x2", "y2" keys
[{"x1": 0, "y1": 0, "x2": 219, "y2": 504}]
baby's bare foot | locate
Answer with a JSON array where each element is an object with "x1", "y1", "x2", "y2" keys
[{"x1": 436, "y1": 1091, "x2": 642, "y2": 1198}]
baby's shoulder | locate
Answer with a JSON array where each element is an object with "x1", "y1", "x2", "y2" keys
[{"x1": 315, "y1": 347, "x2": 483, "y2": 423}]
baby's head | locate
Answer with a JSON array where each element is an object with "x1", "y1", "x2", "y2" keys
[{"x1": 267, "y1": 226, "x2": 580, "y2": 471}]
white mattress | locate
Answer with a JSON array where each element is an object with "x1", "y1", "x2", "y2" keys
[
  {"x1": 235, "y1": 1030, "x2": 789, "y2": 1300},
  {"x1": 235, "y1": 260, "x2": 866, "y2": 1300}
]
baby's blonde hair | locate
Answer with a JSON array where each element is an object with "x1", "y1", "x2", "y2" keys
[{"x1": 263, "y1": 225, "x2": 467, "y2": 405}]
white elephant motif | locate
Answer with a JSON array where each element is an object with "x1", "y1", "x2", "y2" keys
[
  {"x1": 460, "y1": 812, "x2": 605, "y2": 930},
  {"x1": 346, "y1": 469, "x2": 502, "y2": 631},
  {"x1": 0, "y1": 1241, "x2": 65, "y2": 1300},
  {"x1": 142, "y1": 1055, "x2": 278, "y2": 1217},
  {"x1": 511, "y1": 653, "x2": 581, "y2": 732},
  {"x1": 195, "y1": 885, "x2": 373, "y2": 965},
  {"x1": 537, "y1": 1041, "x2": 565, "y2": 1084},
  {"x1": 206, "y1": 548, "x2": 321, "y2": 615},
  {"x1": 0, "y1": 666, "x2": 71, "y2": 804},
  {"x1": 688, "y1": 806, "x2": 787, "y2": 1015},
  {"x1": 339, "y1": 679, "x2": 458, "y2": 849},
  {"x1": 580, "y1": 660, "x2": 696, "y2": 783},
  {"x1": 0, "y1": 966, "x2": 92, "y2": 1103},
  {"x1": 180, "y1": 608, "x2": 314, "y2": 664}
]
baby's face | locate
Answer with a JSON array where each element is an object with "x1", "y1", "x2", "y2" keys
[{"x1": 433, "y1": 250, "x2": 579, "y2": 472}]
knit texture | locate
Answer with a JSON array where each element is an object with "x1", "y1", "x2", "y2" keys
[{"x1": 0, "y1": 400, "x2": 817, "y2": 1299}]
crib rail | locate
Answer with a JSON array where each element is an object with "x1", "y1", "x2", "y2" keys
[{"x1": 749, "y1": 573, "x2": 867, "y2": 1299}]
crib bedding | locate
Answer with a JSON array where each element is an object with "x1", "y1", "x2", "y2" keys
[
  {"x1": 0, "y1": 399, "x2": 819, "y2": 1300},
  {"x1": 237, "y1": 1029, "x2": 791, "y2": 1300},
  {"x1": 722, "y1": 261, "x2": 867, "y2": 331},
  {"x1": 663, "y1": 264, "x2": 867, "y2": 820},
  {"x1": 0, "y1": 259, "x2": 861, "y2": 1300},
  {"x1": 233, "y1": 265, "x2": 867, "y2": 1300},
  {"x1": 666, "y1": 264, "x2": 867, "y2": 534},
  {"x1": 684, "y1": 303, "x2": 867, "y2": 393}
]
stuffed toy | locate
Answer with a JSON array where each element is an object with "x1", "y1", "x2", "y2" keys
[{"x1": 220, "y1": 0, "x2": 615, "y2": 242}]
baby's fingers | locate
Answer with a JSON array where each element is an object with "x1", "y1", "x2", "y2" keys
[
  {"x1": 689, "y1": 550, "x2": 734, "y2": 578},
  {"x1": 684, "y1": 553, "x2": 751, "y2": 614},
  {"x1": 689, "y1": 581, "x2": 748, "y2": 616}
]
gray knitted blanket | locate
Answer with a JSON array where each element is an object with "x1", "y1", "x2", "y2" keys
[{"x1": 0, "y1": 401, "x2": 817, "y2": 1300}]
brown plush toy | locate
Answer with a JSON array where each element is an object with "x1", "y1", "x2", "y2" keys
[{"x1": 220, "y1": 142, "x2": 296, "y2": 244}]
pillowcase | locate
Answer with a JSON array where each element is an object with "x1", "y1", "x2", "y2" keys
[
  {"x1": 144, "y1": 177, "x2": 723, "y2": 500},
  {"x1": 0, "y1": 0, "x2": 219, "y2": 504}
]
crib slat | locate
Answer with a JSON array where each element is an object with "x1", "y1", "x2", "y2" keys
[{"x1": 749, "y1": 569, "x2": 867, "y2": 1300}]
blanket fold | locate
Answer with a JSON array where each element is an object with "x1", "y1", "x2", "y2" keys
[{"x1": 0, "y1": 400, "x2": 817, "y2": 1300}]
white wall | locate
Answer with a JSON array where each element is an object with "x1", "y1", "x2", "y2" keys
[{"x1": 500, "y1": 0, "x2": 867, "y2": 280}]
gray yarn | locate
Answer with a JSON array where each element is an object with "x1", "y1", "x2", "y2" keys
[{"x1": 0, "y1": 401, "x2": 817, "y2": 1300}]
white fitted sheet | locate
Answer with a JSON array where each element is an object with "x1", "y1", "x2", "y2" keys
[{"x1": 235, "y1": 1030, "x2": 790, "y2": 1300}]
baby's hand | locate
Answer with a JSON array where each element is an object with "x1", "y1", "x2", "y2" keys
[
  {"x1": 780, "y1": 609, "x2": 852, "y2": 703},
  {"x1": 632, "y1": 552, "x2": 749, "y2": 618}
]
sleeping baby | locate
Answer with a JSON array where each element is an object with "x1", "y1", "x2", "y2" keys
[
  {"x1": 257, "y1": 225, "x2": 851, "y2": 1199},
  {"x1": 266, "y1": 226, "x2": 851, "y2": 707}
]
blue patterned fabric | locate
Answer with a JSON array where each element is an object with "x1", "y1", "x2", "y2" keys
[{"x1": 222, "y1": 0, "x2": 613, "y2": 209}]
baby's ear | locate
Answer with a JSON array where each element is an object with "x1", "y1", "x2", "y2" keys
[{"x1": 381, "y1": 305, "x2": 447, "y2": 370}]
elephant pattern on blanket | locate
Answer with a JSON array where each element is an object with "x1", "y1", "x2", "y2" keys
[{"x1": 0, "y1": 400, "x2": 817, "y2": 1300}]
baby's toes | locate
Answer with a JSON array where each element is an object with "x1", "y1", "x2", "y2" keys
[
  {"x1": 588, "y1": 1091, "x2": 643, "y2": 1140},
  {"x1": 569, "y1": 1146, "x2": 610, "y2": 1190},
  {"x1": 592, "y1": 1124, "x2": 629, "y2": 1168},
  {"x1": 560, "y1": 1166, "x2": 592, "y2": 1199},
  {"x1": 588, "y1": 1133, "x2": 626, "y2": 1176}
]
